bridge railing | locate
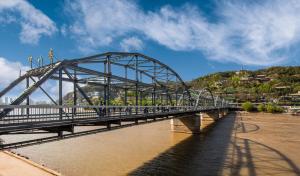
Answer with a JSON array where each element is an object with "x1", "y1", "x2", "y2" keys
[
  {"x1": 0, "y1": 105, "x2": 199, "y2": 125},
  {"x1": 0, "y1": 104, "x2": 232, "y2": 126}
]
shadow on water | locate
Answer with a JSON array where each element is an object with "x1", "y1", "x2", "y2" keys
[
  {"x1": 129, "y1": 112, "x2": 300, "y2": 176},
  {"x1": 129, "y1": 113, "x2": 237, "y2": 176},
  {"x1": 0, "y1": 117, "x2": 172, "y2": 149}
]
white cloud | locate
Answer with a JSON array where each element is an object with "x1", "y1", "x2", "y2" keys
[
  {"x1": 66, "y1": 0, "x2": 300, "y2": 66},
  {"x1": 0, "y1": 57, "x2": 29, "y2": 86},
  {"x1": 60, "y1": 24, "x2": 67, "y2": 36},
  {"x1": 66, "y1": 0, "x2": 141, "y2": 52},
  {"x1": 0, "y1": 0, "x2": 57, "y2": 44},
  {"x1": 120, "y1": 37, "x2": 143, "y2": 51}
]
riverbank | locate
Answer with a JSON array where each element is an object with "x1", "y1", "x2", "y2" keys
[
  {"x1": 221, "y1": 112, "x2": 300, "y2": 175},
  {"x1": 0, "y1": 150, "x2": 61, "y2": 176}
]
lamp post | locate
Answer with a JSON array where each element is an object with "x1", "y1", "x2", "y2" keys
[
  {"x1": 28, "y1": 56, "x2": 33, "y2": 69},
  {"x1": 48, "y1": 48, "x2": 54, "y2": 66}
]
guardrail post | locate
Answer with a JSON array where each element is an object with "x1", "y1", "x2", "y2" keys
[
  {"x1": 73, "y1": 68, "x2": 77, "y2": 115},
  {"x1": 26, "y1": 77, "x2": 30, "y2": 118},
  {"x1": 135, "y1": 55, "x2": 139, "y2": 114},
  {"x1": 59, "y1": 68, "x2": 63, "y2": 121}
]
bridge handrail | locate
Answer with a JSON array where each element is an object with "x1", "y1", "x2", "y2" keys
[
  {"x1": 0, "y1": 105, "x2": 200, "y2": 109},
  {"x1": 0, "y1": 105, "x2": 232, "y2": 109}
]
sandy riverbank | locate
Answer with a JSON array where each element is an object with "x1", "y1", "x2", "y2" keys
[
  {"x1": 0, "y1": 150, "x2": 61, "y2": 176},
  {"x1": 221, "y1": 112, "x2": 300, "y2": 175}
]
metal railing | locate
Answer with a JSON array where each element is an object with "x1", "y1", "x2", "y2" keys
[
  {"x1": 0, "y1": 105, "x2": 233, "y2": 126},
  {"x1": 0, "y1": 105, "x2": 185, "y2": 125}
]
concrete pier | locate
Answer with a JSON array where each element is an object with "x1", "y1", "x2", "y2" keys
[
  {"x1": 170, "y1": 114, "x2": 201, "y2": 134},
  {"x1": 171, "y1": 109, "x2": 229, "y2": 134}
]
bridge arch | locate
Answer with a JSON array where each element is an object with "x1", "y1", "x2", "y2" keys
[
  {"x1": 66, "y1": 52, "x2": 191, "y2": 106},
  {"x1": 189, "y1": 88, "x2": 215, "y2": 107},
  {"x1": 0, "y1": 52, "x2": 191, "y2": 108}
]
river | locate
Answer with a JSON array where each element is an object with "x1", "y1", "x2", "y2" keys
[{"x1": 7, "y1": 114, "x2": 236, "y2": 176}]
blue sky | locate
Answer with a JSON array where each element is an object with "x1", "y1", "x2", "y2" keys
[{"x1": 0, "y1": 0, "x2": 300, "y2": 88}]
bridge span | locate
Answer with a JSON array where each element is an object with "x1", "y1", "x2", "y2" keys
[{"x1": 0, "y1": 52, "x2": 233, "y2": 149}]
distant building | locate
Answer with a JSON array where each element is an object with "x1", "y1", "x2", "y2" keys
[
  {"x1": 255, "y1": 75, "x2": 270, "y2": 83},
  {"x1": 279, "y1": 91, "x2": 300, "y2": 105}
]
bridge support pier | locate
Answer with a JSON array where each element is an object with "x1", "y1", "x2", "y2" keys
[
  {"x1": 202, "y1": 111, "x2": 220, "y2": 120},
  {"x1": 219, "y1": 109, "x2": 229, "y2": 118},
  {"x1": 170, "y1": 114, "x2": 201, "y2": 134},
  {"x1": 171, "y1": 110, "x2": 230, "y2": 134}
]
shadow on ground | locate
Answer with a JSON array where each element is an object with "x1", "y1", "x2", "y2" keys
[{"x1": 129, "y1": 112, "x2": 300, "y2": 176}]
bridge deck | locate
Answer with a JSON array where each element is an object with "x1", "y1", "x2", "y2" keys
[
  {"x1": 0, "y1": 111, "x2": 187, "y2": 134},
  {"x1": 0, "y1": 105, "x2": 233, "y2": 149}
]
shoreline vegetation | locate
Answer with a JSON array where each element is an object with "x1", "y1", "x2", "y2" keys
[{"x1": 241, "y1": 101, "x2": 285, "y2": 113}]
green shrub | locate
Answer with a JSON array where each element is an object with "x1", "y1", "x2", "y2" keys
[
  {"x1": 265, "y1": 103, "x2": 284, "y2": 113},
  {"x1": 242, "y1": 101, "x2": 254, "y2": 112},
  {"x1": 266, "y1": 103, "x2": 275, "y2": 113},
  {"x1": 274, "y1": 106, "x2": 284, "y2": 113},
  {"x1": 257, "y1": 104, "x2": 265, "y2": 112}
]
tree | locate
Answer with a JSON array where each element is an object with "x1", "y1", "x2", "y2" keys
[
  {"x1": 258, "y1": 83, "x2": 272, "y2": 93},
  {"x1": 231, "y1": 76, "x2": 240, "y2": 88}
]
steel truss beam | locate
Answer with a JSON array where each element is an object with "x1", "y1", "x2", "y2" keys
[{"x1": 0, "y1": 52, "x2": 194, "y2": 115}]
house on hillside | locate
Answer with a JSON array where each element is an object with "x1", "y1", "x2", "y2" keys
[
  {"x1": 255, "y1": 74, "x2": 271, "y2": 83},
  {"x1": 279, "y1": 91, "x2": 300, "y2": 105}
]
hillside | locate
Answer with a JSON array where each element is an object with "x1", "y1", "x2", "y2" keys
[{"x1": 190, "y1": 66, "x2": 300, "y2": 104}]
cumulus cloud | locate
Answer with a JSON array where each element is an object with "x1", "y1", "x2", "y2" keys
[
  {"x1": 120, "y1": 37, "x2": 144, "y2": 51},
  {"x1": 66, "y1": 0, "x2": 140, "y2": 51},
  {"x1": 0, "y1": 0, "x2": 57, "y2": 44},
  {"x1": 0, "y1": 57, "x2": 29, "y2": 86},
  {"x1": 66, "y1": 0, "x2": 300, "y2": 66}
]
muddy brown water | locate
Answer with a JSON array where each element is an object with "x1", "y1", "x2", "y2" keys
[{"x1": 2, "y1": 112, "x2": 300, "y2": 176}]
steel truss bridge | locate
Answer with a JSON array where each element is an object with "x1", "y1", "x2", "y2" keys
[{"x1": 0, "y1": 52, "x2": 232, "y2": 149}]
